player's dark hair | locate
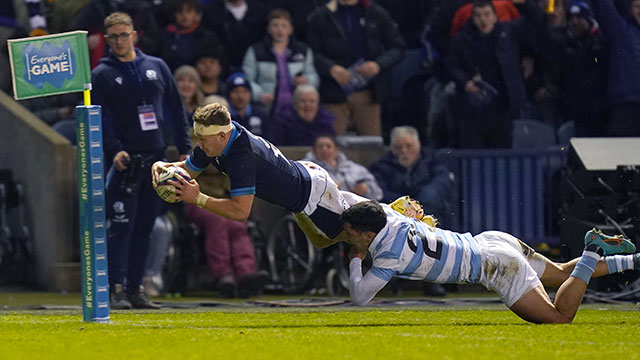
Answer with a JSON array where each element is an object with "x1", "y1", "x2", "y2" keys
[
  {"x1": 193, "y1": 102, "x2": 231, "y2": 126},
  {"x1": 340, "y1": 201, "x2": 387, "y2": 235},
  {"x1": 472, "y1": 0, "x2": 496, "y2": 13}
]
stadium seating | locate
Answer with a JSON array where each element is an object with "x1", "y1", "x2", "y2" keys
[{"x1": 512, "y1": 119, "x2": 557, "y2": 149}]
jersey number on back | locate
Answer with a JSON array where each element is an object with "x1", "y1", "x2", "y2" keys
[
  {"x1": 407, "y1": 228, "x2": 443, "y2": 260},
  {"x1": 248, "y1": 131, "x2": 290, "y2": 164}
]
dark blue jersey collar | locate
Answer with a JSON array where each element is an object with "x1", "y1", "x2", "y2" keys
[{"x1": 221, "y1": 123, "x2": 239, "y2": 156}]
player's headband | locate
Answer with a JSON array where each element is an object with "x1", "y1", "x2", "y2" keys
[{"x1": 193, "y1": 122, "x2": 233, "y2": 136}]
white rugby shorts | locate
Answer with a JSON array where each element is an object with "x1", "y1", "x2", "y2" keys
[
  {"x1": 299, "y1": 161, "x2": 366, "y2": 216},
  {"x1": 473, "y1": 231, "x2": 543, "y2": 307}
]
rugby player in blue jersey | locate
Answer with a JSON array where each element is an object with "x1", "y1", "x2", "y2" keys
[
  {"x1": 151, "y1": 102, "x2": 362, "y2": 248},
  {"x1": 342, "y1": 200, "x2": 640, "y2": 324}
]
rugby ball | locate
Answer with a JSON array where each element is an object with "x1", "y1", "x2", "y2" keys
[{"x1": 155, "y1": 166, "x2": 192, "y2": 203}]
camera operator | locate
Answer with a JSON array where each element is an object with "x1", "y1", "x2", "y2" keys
[{"x1": 93, "y1": 12, "x2": 191, "y2": 309}]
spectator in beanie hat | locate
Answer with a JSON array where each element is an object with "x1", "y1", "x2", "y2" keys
[
  {"x1": 567, "y1": 0, "x2": 600, "y2": 35},
  {"x1": 226, "y1": 72, "x2": 271, "y2": 139}
]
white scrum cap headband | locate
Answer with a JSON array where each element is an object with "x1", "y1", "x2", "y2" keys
[{"x1": 193, "y1": 122, "x2": 233, "y2": 136}]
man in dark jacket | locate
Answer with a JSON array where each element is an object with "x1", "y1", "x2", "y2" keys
[
  {"x1": 92, "y1": 12, "x2": 192, "y2": 309},
  {"x1": 547, "y1": 0, "x2": 606, "y2": 136},
  {"x1": 307, "y1": 0, "x2": 405, "y2": 136},
  {"x1": 444, "y1": 0, "x2": 542, "y2": 148},
  {"x1": 591, "y1": 0, "x2": 640, "y2": 136},
  {"x1": 202, "y1": 0, "x2": 267, "y2": 70},
  {"x1": 158, "y1": 0, "x2": 224, "y2": 71},
  {"x1": 369, "y1": 126, "x2": 455, "y2": 225}
]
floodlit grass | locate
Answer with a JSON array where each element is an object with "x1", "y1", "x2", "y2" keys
[{"x1": 1, "y1": 304, "x2": 640, "y2": 360}]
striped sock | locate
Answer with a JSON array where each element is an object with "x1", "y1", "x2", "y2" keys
[
  {"x1": 604, "y1": 254, "x2": 636, "y2": 274},
  {"x1": 570, "y1": 250, "x2": 601, "y2": 284}
]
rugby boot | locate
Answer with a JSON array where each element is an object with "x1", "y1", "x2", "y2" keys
[{"x1": 584, "y1": 228, "x2": 636, "y2": 256}]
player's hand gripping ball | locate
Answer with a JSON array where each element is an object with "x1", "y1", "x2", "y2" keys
[{"x1": 154, "y1": 166, "x2": 191, "y2": 203}]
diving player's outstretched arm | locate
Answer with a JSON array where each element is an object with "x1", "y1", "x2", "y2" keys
[
  {"x1": 349, "y1": 247, "x2": 390, "y2": 306},
  {"x1": 170, "y1": 173, "x2": 254, "y2": 221}
]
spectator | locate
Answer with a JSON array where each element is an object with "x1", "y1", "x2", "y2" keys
[
  {"x1": 307, "y1": 0, "x2": 405, "y2": 136},
  {"x1": 303, "y1": 135, "x2": 383, "y2": 200},
  {"x1": 71, "y1": 0, "x2": 160, "y2": 68},
  {"x1": 202, "y1": 0, "x2": 268, "y2": 70},
  {"x1": 547, "y1": 0, "x2": 606, "y2": 136},
  {"x1": 449, "y1": 0, "x2": 521, "y2": 36},
  {"x1": 226, "y1": 72, "x2": 271, "y2": 138},
  {"x1": 369, "y1": 126, "x2": 455, "y2": 226},
  {"x1": 186, "y1": 198, "x2": 269, "y2": 298},
  {"x1": 195, "y1": 47, "x2": 227, "y2": 97},
  {"x1": 444, "y1": 0, "x2": 543, "y2": 148},
  {"x1": 269, "y1": 85, "x2": 335, "y2": 146},
  {"x1": 159, "y1": 0, "x2": 223, "y2": 71},
  {"x1": 174, "y1": 65, "x2": 205, "y2": 116},
  {"x1": 242, "y1": 8, "x2": 319, "y2": 116},
  {"x1": 591, "y1": 0, "x2": 640, "y2": 136},
  {"x1": 268, "y1": 0, "x2": 320, "y2": 41},
  {"x1": 92, "y1": 12, "x2": 192, "y2": 309}
]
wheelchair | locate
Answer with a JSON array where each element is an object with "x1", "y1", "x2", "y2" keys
[
  {"x1": 154, "y1": 201, "x2": 351, "y2": 297},
  {"x1": 264, "y1": 214, "x2": 350, "y2": 296}
]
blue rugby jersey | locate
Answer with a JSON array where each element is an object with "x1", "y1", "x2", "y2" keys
[
  {"x1": 186, "y1": 121, "x2": 312, "y2": 212},
  {"x1": 92, "y1": 49, "x2": 191, "y2": 161},
  {"x1": 368, "y1": 205, "x2": 483, "y2": 284}
]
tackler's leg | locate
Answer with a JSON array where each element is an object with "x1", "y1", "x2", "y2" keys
[
  {"x1": 510, "y1": 229, "x2": 636, "y2": 323},
  {"x1": 293, "y1": 212, "x2": 340, "y2": 249}
]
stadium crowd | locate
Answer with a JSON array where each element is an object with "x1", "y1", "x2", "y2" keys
[
  {"x1": 5, "y1": 0, "x2": 640, "y2": 144},
  {"x1": 2, "y1": 0, "x2": 639, "y2": 304}
]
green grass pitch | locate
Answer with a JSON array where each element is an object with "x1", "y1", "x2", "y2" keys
[{"x1": 2, "y1": 303, "x2": 640, "y2": 360}]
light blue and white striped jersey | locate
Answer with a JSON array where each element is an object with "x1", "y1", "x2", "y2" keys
[{"x1": 367, "y1": 205, "x2": 483, "y2": 284}]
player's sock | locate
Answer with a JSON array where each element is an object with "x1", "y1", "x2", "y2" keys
[
  {"x1": 570, "y1": 246, "x2": 601, "y2": 284},
  {"x1": 604, "y1": 254, "x2": 637, "y2": 274}
]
